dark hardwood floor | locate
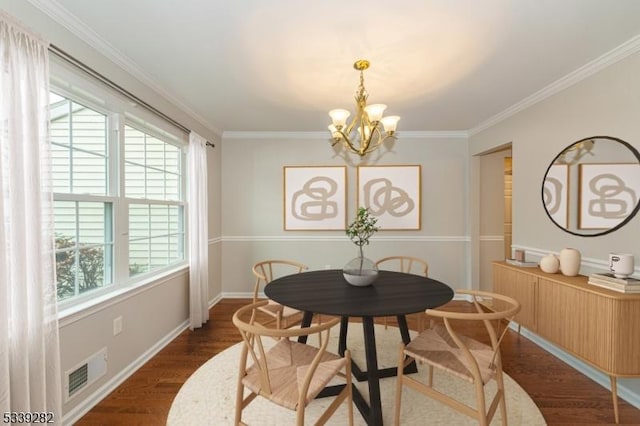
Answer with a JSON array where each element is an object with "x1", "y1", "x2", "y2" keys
[{"x1": 75, "y1": 299, "x2": 640, "y2": 425}]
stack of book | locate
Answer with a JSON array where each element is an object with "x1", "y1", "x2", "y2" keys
[
  {"x1": 588, "y1": 272, "x2": 640, "y2": 293},
  {"x1": 505, "y1": 258, "x2": 538, "y2": 268}
]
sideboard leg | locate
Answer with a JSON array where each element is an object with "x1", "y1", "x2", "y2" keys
[{"x1": 610, "y1": 375, "x2": 619, "y2": 424}]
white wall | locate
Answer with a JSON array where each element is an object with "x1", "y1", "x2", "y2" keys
[
  {"x1": 58, "y1": 270, "x2": 188, "y2": 417},
  {"x1": 470, "y1": 50, "x2": 640, "y2": 404},
  {"x1": 220, "y1": 134, "x2": 471, "y2": 295},
  {"x1": 470, "y1": 53, "x2": 640, "y2": 268}
]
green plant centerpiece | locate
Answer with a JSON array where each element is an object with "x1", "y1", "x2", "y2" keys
[{"x1": 343, "y1": 207, "x2": 380, "y2": 286}]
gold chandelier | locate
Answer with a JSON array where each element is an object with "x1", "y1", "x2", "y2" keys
[{"x1": 328, "y1": 60, "x2": 400, "y2": 157}]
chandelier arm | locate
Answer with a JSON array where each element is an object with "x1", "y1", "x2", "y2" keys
[
  {"x1": 362, "y1": 132, "x2": 397, "y2": 155},
  {"x1": 362, "y1": 125, "x2": 384, "y2": 154},
  {"x1": 359, "y1": 126, "x2": 373, "y2": 154},
  {"x1": 334, "y1": 128, "x2": 364, "y2": 155},
  {"x1": 343, "y1": 115, "x2": 358, "y2": 136}
]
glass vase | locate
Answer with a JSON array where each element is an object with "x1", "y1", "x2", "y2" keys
[{"x1": 343, "y1": 254, "x2": 378, "y2": 286}]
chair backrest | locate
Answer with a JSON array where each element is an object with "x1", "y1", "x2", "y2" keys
[
  {"x1": 232, "y1": 300, "x2": 341, "y2": 405},
  {"x1": 425, "y1": 290, "x2": 520, "y2": 377},
  {"x1": 252, "y1": 259, "x2": 307, "y2": 301},
  {"x1": 375, "y1": 255, "x2": 429, "y2": 277}
]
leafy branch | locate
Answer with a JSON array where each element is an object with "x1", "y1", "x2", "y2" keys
[{"x1": 346, "y1": 207, "x2": 379, "y2": 260}]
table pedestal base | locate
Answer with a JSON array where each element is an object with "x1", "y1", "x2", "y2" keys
[{"x1": 305, "y1": 312, "x2": 417, "y2": 426}]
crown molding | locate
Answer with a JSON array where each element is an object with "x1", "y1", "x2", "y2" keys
[
  {"x1": 400, "y1": 130, "x2": 469, "y2": 139},
  {"x1": 469, "y1": 34, "x2": 640, "y2": 136},
  {"x1": 27, "y1": 0, "x2": 222, "y2": 138},
  {"x1": 223, "y1": 131, "x2": 329, "y2": 140},
  {"x1": 26, "y1": 1, "x2": 640, "y2": 138},
  {"x1": 222, "y1": 130, "x2": 469, "y2": 140}
]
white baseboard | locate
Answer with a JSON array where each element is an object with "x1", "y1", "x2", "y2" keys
[
  {"x1": 510, "y1": 245, "x2": 640, "y2": 276},
  {"x1": 512, "y1": 323, "x2": 640, "y2": 410},
  {"x1": 208, "y1": 293, "x2": 223, "y2": 309},
  {"x1": 221, "y1": 291, "x2": 257, "y2": 299},
  {"x1": 62, "y1": 319, "x2": 190, "y2": 425},
  {"x1": 63, "y1": 294, "x2": 229, "y2": 424}
]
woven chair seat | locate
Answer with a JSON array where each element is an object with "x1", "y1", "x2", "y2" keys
[
  {"x1": 242, "y1": 339, "x2": 346, "y2": 410},
  {"x1": 404, "y1": 324, "x2": 495, "y2": 385},
  {"x1": 395, "y1": 290, "x2": 520, "y2": 425}
]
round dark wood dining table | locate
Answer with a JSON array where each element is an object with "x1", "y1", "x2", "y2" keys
[{"x1": 265, "y1": 269, "x2": 454, "y2": 426}]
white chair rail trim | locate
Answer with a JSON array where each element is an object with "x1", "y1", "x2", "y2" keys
[{"x1": 222, "y1": 235, "x2": 471, "y2": 242}]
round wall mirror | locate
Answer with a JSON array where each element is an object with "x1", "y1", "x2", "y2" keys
[{"x1": 541, "y1": 136, "x2": 640, "y2": 236}]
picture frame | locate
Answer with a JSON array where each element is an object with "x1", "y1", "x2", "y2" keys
[
  {"x1": 283, "y1": 166, "x2": 347, "y2": 230},
  {"x1": 542, "y1": 164, "x2": 569, "y2": 229},
  {"x1": 357, "y1": 165, "x2": 421, "y2": 230},
  {"x1": 578, "y1": 163, "x2": 640, "y2": 230}
]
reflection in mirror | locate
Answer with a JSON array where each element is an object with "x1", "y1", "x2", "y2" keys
[{"x1": 542, "y1": 136, "x2": 640, "y2": 237}]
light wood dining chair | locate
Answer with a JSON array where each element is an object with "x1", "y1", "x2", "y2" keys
[
  {"x1": 252, "y1": 259, "x2": 308, "y2": 329},
  {"x1": 233, "y1": 300, "x2": 353, "y2": 426},
  {"x1": 394, "y1": 290, "x2": 520, "y2": 426},
  {"x1": 375, "y1": 255, "x2": 429, "y2": 330}
]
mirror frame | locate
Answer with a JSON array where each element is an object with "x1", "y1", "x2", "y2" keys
[{"x1": 541, "y1": 135, "x2": 640, "y2": 237}]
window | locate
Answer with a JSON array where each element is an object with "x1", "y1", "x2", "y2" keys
[
  {"x1": 124, "y1": 125, "x2": 184, "y2": 276},
  {"x1": 51, "y1": 94, "x2": 113, "y2": 301},
  {"x1": 51, "y1": 89, "x2": 186, "y2": 306}
]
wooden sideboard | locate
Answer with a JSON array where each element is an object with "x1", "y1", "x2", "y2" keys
[{"x1": 493, "y1": 261, "x2": 640, "y2": 423}]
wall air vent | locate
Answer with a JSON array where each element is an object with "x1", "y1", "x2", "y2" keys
[
  {"x1": 65, "y1": 347, "x2": 107, "y2": 401},
  {"x1": 68, "y1": 363, "x2": 88, "y2": 396}
]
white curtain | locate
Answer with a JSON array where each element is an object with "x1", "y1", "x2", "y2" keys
[
  {"x1": 0, "y1": 13, "x2": 62, "y2": 419},
  {"x1": 187, "y1": 131, "x2": 209, "y2": 329}
]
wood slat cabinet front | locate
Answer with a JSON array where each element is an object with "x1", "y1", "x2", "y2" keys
[
  {"x1": 493, "y1": 263, "x2": 537, "y2": 331},
  {"x1": 536, "y1": 277, "x2": 615, "y2": 371},
  {"x1": 492, "y1": 261, "x2": 640, "y2": 423}
]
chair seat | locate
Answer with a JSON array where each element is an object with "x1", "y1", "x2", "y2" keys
[
  {"x1": 404, "y1": 324, "x2": 496, "y2": 384},
  {"x1": 242, "y1": 339, "x2": 346, "y2": 410},
  {"x1": 258, "y1": 300, "x2": 300, "y2": 319}
]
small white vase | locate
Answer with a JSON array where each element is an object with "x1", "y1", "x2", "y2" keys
[
  {"x1": 559, "y1": 248, "x2": 581, "y2": 277},
  {"x1": 540, "y1": 254, "x2": 560, "y2": 274}
]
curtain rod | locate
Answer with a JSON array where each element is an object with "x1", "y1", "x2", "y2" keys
[{"x1": 48, "y1": 43, "x2": 214, "y2": 148}]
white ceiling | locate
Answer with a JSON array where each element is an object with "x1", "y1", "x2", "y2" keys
[{"x1": 38, "y1": 0, "x2": 640, "y2": 135}]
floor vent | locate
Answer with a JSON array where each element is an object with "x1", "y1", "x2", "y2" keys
[{"x1": 65, "y1": 347, "x2": 107, "y2": 401}]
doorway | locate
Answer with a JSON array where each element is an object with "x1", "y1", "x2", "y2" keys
[
  {"x1": 477, "y1": 144, "x2": 512, "y2": 291},
  {"x1": 504, "y1": 157, "x2": 512, "y2": 259}
]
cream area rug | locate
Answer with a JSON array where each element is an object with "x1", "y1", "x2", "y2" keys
[{"x1": 167, "y1": 324, "x2": 546, "y2": 425}]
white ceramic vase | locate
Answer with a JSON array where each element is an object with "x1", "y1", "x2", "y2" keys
[
  {"x1": 559, "y1": 248, "x2": 581, "y2": 277},
  {"x1": 539, "y1": 254, "x2": 560, "y2": 273}
]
